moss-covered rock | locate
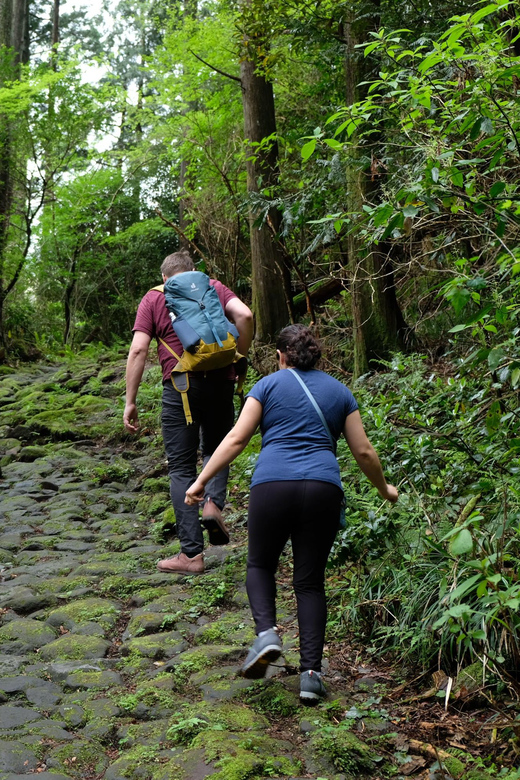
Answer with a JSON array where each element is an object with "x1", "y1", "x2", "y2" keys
[
  {"x1": 242, "y1": 680, "x2": 300, "y2": 717},
  {"x1": 121, "y1": 631, "x2": 187, "y2": 660},
  {"x1": 191, "y1": 729, "x2": 301, "y2": 780},
  {"x1": 64, "y1": 670, "x2": 122, "y2": 689},
  {"x1": 46, "y1": 738, "x2": 110, "y2": 778},
  {"x1": 0, "y1": 618, "x2": 57, "y2": 653},
  {"x1": 39, "y1": 634, "x2": 111, "y2": 661},
  {"x1": 307, "y1": 725, "x2": 375, "y2": 777},
  {"x1": 193, "y1": 611, "x2": 255, "y2": 647},
  {"x1": 46, "y1": 597, "x2": 120, "y2": 632}
]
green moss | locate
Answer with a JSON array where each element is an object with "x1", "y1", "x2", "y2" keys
[
  {"x1": 72, "y1": 394, "x2": 113, "y2": 412},
  {"x1": 171, "y1": 650, "x2": 216, "y2": 685},
  {"x1": 100, "y1": 575, "x2": 152, "y2": 598},
  {"x1": 137, "y1": 492, "x2": 171, "y2": 518},
  {"x1": 242, "y1": 681, "x2": 300, "y2": 717},
  {"x1": 47, "y1": 739, "x2": 109, "y2": 778},
  {"x1": 167, "y1": 702, "x2": 268, "y2": 744},
  {"x1": 442, "y1": 755, "x2": 466, "y2": 779},
  {"x1": 310, "y1": 725, "x2": 374, "y2": 775},
  {"x1": 47, "y1": 597, "x2": 119, "y2": 626},
  {"x1": 115, "y1": 684, "x2": 182, "y2": 715},
  {"x1": 39, "y1": 633, "x2": 109, "y2": 661},
  {"x1": 143, "y1": 477, "x2": 170, "y2": 493},
  {"x1": 192, "y1": 730, "x2": 301, "y2": 780}
]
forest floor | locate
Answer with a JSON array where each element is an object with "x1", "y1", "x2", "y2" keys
[{"x1": 0, "y1": 352, "x2": 517, "y2": 780}]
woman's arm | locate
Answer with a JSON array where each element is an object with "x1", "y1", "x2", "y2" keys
[
  {"x1": 343, "y1": 411, "x2": 398, "y2": 502},
  {"x1": 185, "y1": 397, "x2": 263, "y2": 504}
]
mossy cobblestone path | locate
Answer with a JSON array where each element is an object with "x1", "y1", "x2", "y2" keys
[{"x1": 0, "y1": 357, "x2": 503, "y2": 780}]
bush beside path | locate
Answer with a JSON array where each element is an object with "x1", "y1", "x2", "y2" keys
[{"x1": 0, "y1": 354, "x2": 514, "y2": 780}]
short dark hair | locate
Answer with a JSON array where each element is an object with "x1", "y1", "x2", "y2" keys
[
  {"x1": 161, "y1": 250, "x2": 195, "y2": 278},
  {"x1": 276, "y1": 324, "x2": 322, "y2": 370}
]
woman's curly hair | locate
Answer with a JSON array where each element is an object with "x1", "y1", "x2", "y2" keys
[{"x1": 276, "y1": 324, "x2": 322, "y2": 371}]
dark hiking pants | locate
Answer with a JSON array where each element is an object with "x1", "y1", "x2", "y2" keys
[
  {"x1": 162, "y1": 377, "x2": 235, "y2": 557},
  {"x1": 246, "y1": 479, "x2": 342, "y2": 672}
]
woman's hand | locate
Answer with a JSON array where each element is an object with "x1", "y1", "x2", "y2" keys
[
  {"x1": 185, "y1": 479, "x2": 205, "y2": 505},
  {"x1": 379, "y1": 484, "x2": 398, "y2": 503}
]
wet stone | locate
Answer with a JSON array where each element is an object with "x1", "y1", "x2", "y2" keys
[
  {"x1": 54, "y1": 541, "x2": 95, "y2": 552},
  {"x1": 0, "y1": 587, "x2": 57, "y2": 615},
  {"x1": 46, "y1": 598, "x2": 120, "y2": 631},
  {"x1": 3, "y1": 774, "x2": 73, "y2": 780},
  {"x1": 64, "y1": 670, "x2": 122, "y2": 689},
  {"x1": 121, "y1": 631, "x2": 187, "y2": 660},
  {"x1": 0, "y1": 534, "x2": 22, "y2": 552},
  {"x1": 199, "y1": 677, "x2": 254, "y2": 702},
  {"x1": 0, "y1": 706, "x2": 40, "y2": 729},
  {"x1": 0, "y1": 676, "x2": 43, "y2": 693},
  {"x1": 56, "y1": 703, "x2": 86, "y2": 728},
  {"x1": 0, "y1": 740, "x2": 39, "y2": 773},
  {"x1": 39, "y1": 634, "x2": 111, "y2": 661},
  {"x1": 25, "y1": 681, "x2": 62, "y2": 708},
  {"x1": 0, "y1": 657, "x2": 25, "y2": 676},
  {"x1": 0, "y1": 618, "x2": 58, "y2": 654},
  {"x1": 122, "y1": 611, "x2": 167, "y2": 640},
  {"x1": 40, "y1": 480, "x2": 60, "y2": 491}
]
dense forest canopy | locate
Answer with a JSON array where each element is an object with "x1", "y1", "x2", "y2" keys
[{"x1": 0, "y1": 0, "x2": 519, "y2": 697}]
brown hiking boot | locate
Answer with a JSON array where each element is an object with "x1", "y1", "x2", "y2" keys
[
  {"x1": 157, "y1": 552, "x2": 204, "y2": 575},
  {"x1": 202, "y1": 497, "x2": 230, "y2": 545}
]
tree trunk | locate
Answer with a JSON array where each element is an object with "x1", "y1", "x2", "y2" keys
[
  {"x1": 178, "y1": 0, "x2": 197, "y2": 252},
  {"x1": 343, "y1": 2, "x2": 409, "y2": 376},
  {"x1": 239, "y1": 46, "x2": 290, "y2": 344},
  {"x1": 0, "y1": 0, "x2": 29, "y2": 348}
]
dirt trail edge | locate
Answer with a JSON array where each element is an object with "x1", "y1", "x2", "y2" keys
[{"x1": 0, "y1": 357, "x2": 509, "y2": 780}]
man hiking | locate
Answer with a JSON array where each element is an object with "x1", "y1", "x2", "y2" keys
[{"x1": 123, "y1": 249, "x2": 254, "y2": 574}]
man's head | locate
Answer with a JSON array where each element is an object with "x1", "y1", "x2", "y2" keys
[{"x1": 161, "y1": 250, "x2": 196, "y2": 279}]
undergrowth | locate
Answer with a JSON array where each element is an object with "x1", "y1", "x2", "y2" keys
[{"x1": 326, "y1": 353, "x2": 520, "y2": 683}]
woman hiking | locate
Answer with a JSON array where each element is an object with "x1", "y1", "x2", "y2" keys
[{"x1": 185, "y1": 325, "x2": 398, "y2": 702}]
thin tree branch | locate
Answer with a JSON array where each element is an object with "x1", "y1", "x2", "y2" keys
[
  {"x1": 189, "y1": 50, "x2": 243, "y2": 87},
  {"x1": 155, "y1": 208, "x2": 212, "y2": 272}
]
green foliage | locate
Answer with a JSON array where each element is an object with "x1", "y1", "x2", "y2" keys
[{"x1": 329, "y1": 352, "x2": 520, "y2": 675}]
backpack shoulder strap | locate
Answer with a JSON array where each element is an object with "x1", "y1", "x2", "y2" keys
[{"x1": 287, "y1": 368, "x2": 336, "y2": 452}]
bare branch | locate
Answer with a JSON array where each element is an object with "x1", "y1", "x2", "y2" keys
[{"x1": 189, "y1": 50, "x2": 243, "y2": 86}]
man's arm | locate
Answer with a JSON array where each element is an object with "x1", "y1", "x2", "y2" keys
[
  {"x1": 225, "y1": 297, "x2": 254, "y2": 357},
  {"x1": 124, "y1": 330, "x2": 152, "y2": 433},
  {"x1": 343, "y1": 411, "x2": 398, "y2": 502}
]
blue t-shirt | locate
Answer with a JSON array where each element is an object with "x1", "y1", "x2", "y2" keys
[{"x1": 246, "y1": 368, "x2": 358, "y2": 490}]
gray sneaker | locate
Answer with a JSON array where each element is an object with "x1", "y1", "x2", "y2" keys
[
  {"x1": 300, "y1": 670, "x2": 327, "y2": 703},
  {"x1": 240, "y1": 629, "x2": 282, "y2": 679}
]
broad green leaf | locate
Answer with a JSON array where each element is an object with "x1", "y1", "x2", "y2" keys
[
  {"x1": 480, "y1": 117, "x2": 494, "y2": 135},
  {"x1": 448, "y1": 324, "x2": 469, "y2": 333},
  {"x1": 449, "y1": 573, "x2": 483, "y2": 602},
  {"x1": 471, "y1": 4, "x2": 501, "y2": 23},
  {"x1": 488, "y1": 347, "x2": 506, "y2": 371},
  {"x1": 403, "y1": 205, "x2": 419, "y2": 217},
  {"x1": 301, "y1": 139, "x2": 317, "y2": 160},
  {"x1": 489, "y1": 181, "x2": 506, "y2": 198},
  {"x1": 324, "y1": 138, "x2": 342, "y2": 150},
  {"x1": 449, "y1": 528, "x2": 473, "y2": 556},
  {"x1": 431, "y1": 167, "x2": 439, "y2": 183},
  {"x1": 450, "y1": 170, "x2": 464, "y2": 187}
]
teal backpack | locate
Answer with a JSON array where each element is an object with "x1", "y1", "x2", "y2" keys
[{"x1": 152, "y1": 271, "x2": 243, "y2": 423}]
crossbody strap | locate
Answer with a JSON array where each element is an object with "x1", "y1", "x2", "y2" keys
[{"x1": 287, "y1": 368, "x2": 336, "y2": 453}]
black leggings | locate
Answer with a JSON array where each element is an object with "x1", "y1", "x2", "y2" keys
[{"x1": 246, "y1": 480, "x2": 342, "y2": 672}]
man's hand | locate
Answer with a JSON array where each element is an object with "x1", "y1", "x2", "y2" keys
[
  {"x1": 185, "y1": 478, "x2": 205, "y2": 505},
  {"x1": 379, "y1": 484, "x2": 398, "y2": 503},
  {"x1": 123, "y1": 403, "x2": 140, "y2": 433}
]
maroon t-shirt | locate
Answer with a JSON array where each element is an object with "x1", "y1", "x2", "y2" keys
[{"x1": 133, "y1": 279, "x2": 238, "y2": 382}]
